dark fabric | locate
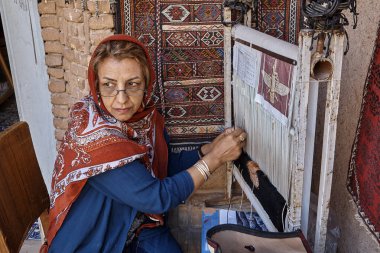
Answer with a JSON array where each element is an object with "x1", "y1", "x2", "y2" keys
[
  {"x1": 347, "y1": 21, "x2": 380, "y2": 244},
  {"x1": 125, "y1": 212, "x2": 145, "y2": 247},
  {"x1": 234, "y1": 152, "x2": 287, "y2": 232},
  {"x1": 252, "y1": 170, "x2": 287, "y2": 232},
  {"x1": 128, "y1": 227, "x2": 182, "y2": 253},
  {"x1": 113, "y1": 0, "x2": 121, "y2": 34}
]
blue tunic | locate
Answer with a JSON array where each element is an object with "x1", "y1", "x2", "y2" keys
[{"x1": 48, "y1": 149, "x2": 199, "y2": 253}]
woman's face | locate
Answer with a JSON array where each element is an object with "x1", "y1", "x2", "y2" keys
[{"x1": 97, "y1": 57, "x2": 145, "y2": 122}]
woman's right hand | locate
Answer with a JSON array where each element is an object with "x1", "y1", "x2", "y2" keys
[{"x1": 202, "y1": 128, "x2": 247, "y2": 173}]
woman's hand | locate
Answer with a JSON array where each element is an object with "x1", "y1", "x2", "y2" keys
[
  {"x1": 202, "y1": 128, "x2": 247, "y2": 173},
  {"x1": 187, "y1": 128, "x2": 246, "y2": 190}
]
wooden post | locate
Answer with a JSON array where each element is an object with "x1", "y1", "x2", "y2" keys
[
  {"x1": 314, "y1": 30, "x2": 345, "y2": 253},
  {"x1": 287, "y1": 30, "x2": 313, "y2": 232},
  {"x1": 223, "y1": 6, "x2": 233, "y2": 200}
]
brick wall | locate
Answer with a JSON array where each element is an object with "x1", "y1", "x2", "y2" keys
[{"x1": 38, "y1": 0, "x2": 114, "y2": 149}]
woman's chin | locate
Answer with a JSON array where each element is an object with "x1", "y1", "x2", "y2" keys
[{"x1": 112, "y1": 110, "x2": 134, "y2": 121}]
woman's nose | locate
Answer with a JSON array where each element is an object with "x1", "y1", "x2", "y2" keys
[{"x1": 115, "y1": 90, "x2": 130, "y2": 103}]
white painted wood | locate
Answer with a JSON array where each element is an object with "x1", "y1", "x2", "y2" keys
[
  {"x1": 244, "y1": 9, "x2": 252, "y2": 27},
  {"x1": 301, "y1": 78, "x2": 319, "y2": 237},
  {"x1": 223, "y1": 7, "x2": 234, "y2": 200},
  {"x1": 224, "y1": 8, "x2": 233, "y2": 129},
  {"x1": 314, "y1": 31, "x2": 345, "y2": 253},
  {"x1": 232, "y1": 165, "x2": 278, "y2": 232},
  {"x1": 287, "y1": 30, "x2": 312, "y2": 232},
  {"x1": 233, "y1": 24, "x2": 299, "y2": 61},
  {"x1": 0, "y1": 0, "x2": 56, "y2": 190}
]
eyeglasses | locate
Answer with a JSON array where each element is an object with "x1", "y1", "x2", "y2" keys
[{"x1": 99, "y1": 85, "x2": 145, "y2": 97}]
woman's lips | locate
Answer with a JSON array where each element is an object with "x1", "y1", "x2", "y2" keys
[{"x1": 114, "y1": 108, "x2": 131, "y2": 113}]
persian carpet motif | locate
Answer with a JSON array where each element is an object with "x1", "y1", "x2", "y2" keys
[
  {"x1": 256, "y1": 54, "x2": 294, "y2": 125},
  {"x1": 347, "y1": 22, "x2": 380, "y2": 244},
  {"x1": 256, "y1": 0, "x2": 302, "y2": 44},
  {"x1": 119, "y1": 0, "x2": 225, "y2": 151}
]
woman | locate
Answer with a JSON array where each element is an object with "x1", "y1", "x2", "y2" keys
[{"x1": 46, "y1": 35, "x2": 246, "y2": 253}]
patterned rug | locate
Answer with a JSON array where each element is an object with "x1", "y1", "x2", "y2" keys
[
  {"x1": 119, "y1": 0, "x2": 225, "y2": 151},
  {"x1": 117, "y1": 1, "x2": 302, "y2": 151},
  {"x1": 256, "y1": 0, "x2": 302, "y2": 44},
  {"x1": 347, "y1": 21, "x2": 380, "y2": 244}
]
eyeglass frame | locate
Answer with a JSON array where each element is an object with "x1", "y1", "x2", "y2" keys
[{"x1": 98, "y1": 87, "x2": 146, "y2": 98}]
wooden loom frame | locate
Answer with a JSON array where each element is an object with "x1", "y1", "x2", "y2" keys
[{"x1": 223, "y1": 7, "x2": 345, "y2": 253}]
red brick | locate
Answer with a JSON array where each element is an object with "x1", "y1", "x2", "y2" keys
[
  {"x1": 49, "y1": 78, "x2": 66, "y2": 93},
  {"x1": 52, "y1": 105, "x2": 69, "y2": 118},
  {"x1": 68, "y1": 36, "x2": 85, "y2": 51},
  {"x1": 55, "y1": 128, "x2": 66, "y2": 141},
  {"x1": 63, "y1": 47, "x2": 75, "y2": 62},
  {"x1": 45, "y1": 41, "x2": 64, "y2": 54},
  {"x1": 87, "y1": 1, "x2": 111, "y2": 14},
  {"x1": 56, "y1": 140, "x2": 62, "y2": 151},
  {"x1": 48, "y1": 67, "x2": 64, "y2": 79},
  {"x1": 53, "y1": 117, "x2": 69, "y2": 129},
  {"x1": 56, "y1": 0, "x2": 73, "y2": 8},
  {"x1": 63, "y1": 58, "x2": 71, "y2": 71},
  {"x1": 70, "y1": 62, "x2": 87, "y2": 79},
  {"x1": 51, "y1": 93, "x2": 69, "y2": 105},
  {"x1": 40, "y1": 14, "x2": 59, "y2": 28},
  {"x1": 89, "y1": 29, "x2": 113, "y2": 46},
  {"x1": 45, "y1": 54, "x2": 62, "y2": 67},
  {"x1": 73, "y1": 51, "x2": 89, "y2": 66},
  {"x1": 38, "y1": 1, "x2": 56, "y2": 14},
  {"x1": 89, "y1": 14, "x2": 114, "y2": 30},
  {"x1": 63, "y1": 8, "x2": 83, "y2": 22},
  {"x1": 41, "y1": 28, "x2": 60, "y2": 41}
]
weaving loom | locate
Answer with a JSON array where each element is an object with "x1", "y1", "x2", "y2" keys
[
  {"x1": 223, "y1": 15, "x2": 346, "y2": 253},
  {"x1": 228, "y1": 24, "x2": 299, "y2": 233}
]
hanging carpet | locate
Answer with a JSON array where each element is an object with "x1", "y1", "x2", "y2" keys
[
  {"x1": 116, "y1": 0, "x2": 302, "y2": 152},
  {"x1": 117, "y1": 0, "x2": 224, "y2": 152},
  {"x1": 347, "y1": 21, "x2": 380, "y2": 244},
  {"x1": 255, "y1": 0, "x2": 302, "y2": 44}
]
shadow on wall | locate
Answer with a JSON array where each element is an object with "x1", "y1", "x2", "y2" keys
[{"x1": 0, "y1": 15, "x2": 19, "y2": 132}]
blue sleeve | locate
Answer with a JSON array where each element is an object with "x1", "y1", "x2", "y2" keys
[
  {"x1": 168, "y1": 149, "x2": 199, "y2": 176},
  {"x1": 87, "y1": 160, "x2": 194, "y2": 214},
  {"x1": 164, "y1": 129, "x2": 200, "y2": 176}
]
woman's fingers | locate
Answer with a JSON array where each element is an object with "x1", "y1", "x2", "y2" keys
[
  {"x1": 205, "y1": 127, "x2": 247, "y2": 168},
  {"x1": 223, "y1": 127, "x2": 235, "y2": 135},
  {"x1": 220, "y1": 132, "x2": 246, "y2": 160}
]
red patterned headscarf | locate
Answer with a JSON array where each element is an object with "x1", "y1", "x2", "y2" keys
[{"x1": 46, "y1": 35, "x2": 168, "y2": 245}]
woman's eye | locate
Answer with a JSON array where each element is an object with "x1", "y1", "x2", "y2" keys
[
  {"x1": 102, "y1": 82, "x2": 114, "y2": 88},
  {"x1": 128, "y1": 81, "x2": 140, "y2": 87}
]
